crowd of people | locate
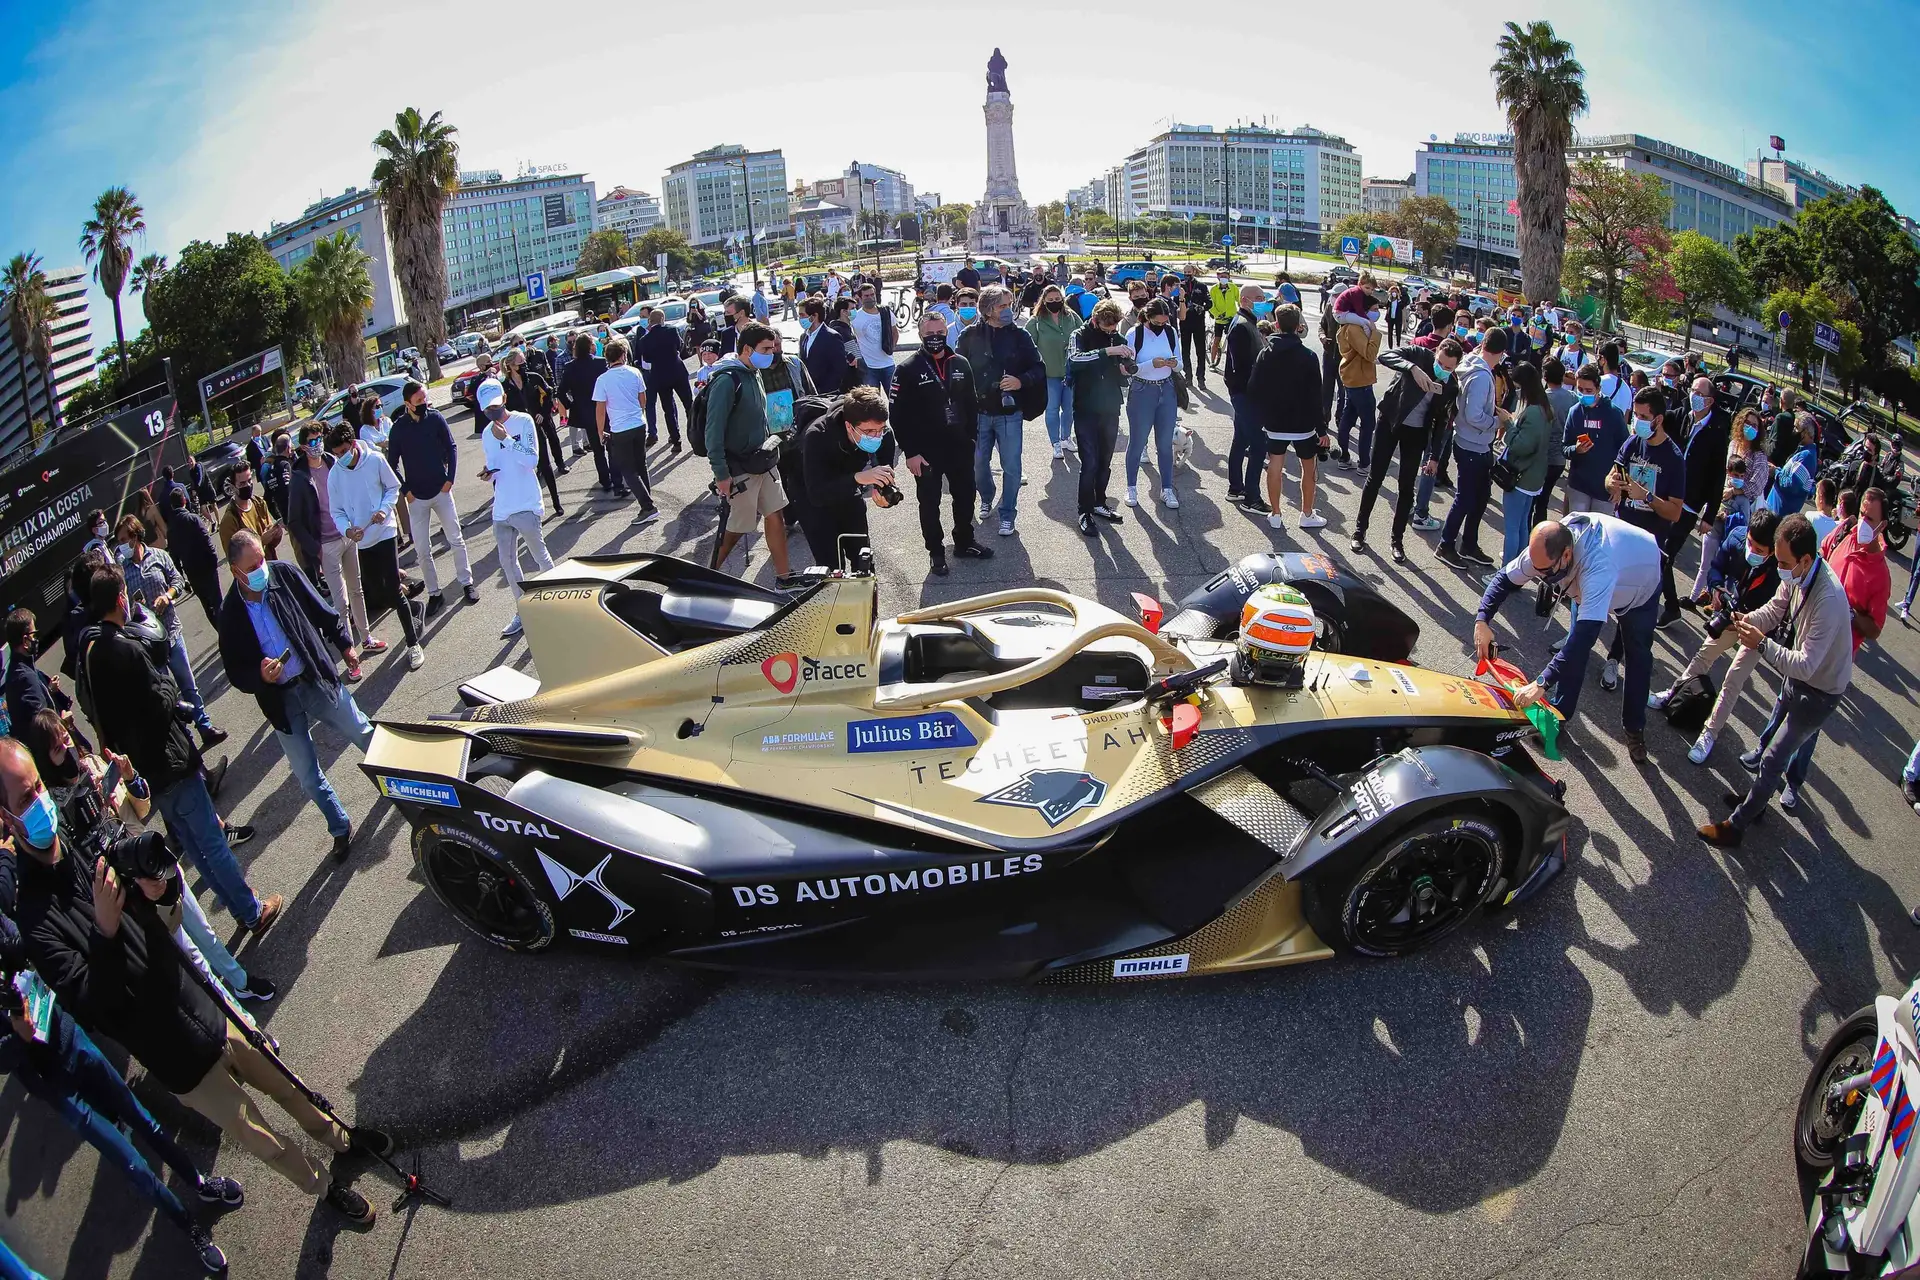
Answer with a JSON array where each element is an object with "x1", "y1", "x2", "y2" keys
[{"x1": 0, "y1": 253, "x2": 1915, "y2": 1276}]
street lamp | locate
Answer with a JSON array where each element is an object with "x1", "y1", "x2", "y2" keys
[{"x1": 722, "y1": 158, "x2": 762, "y2": 289}]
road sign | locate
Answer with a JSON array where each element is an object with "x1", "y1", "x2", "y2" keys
[
  {"x1": 525, "y1": 271, "x2": 547, "y2": 302},
  {"x1": 1813, "y1": 321, "x2": 1841, "y2": 354},
  {"x1": 1221, "y1": 235, "x2": 1234, "y2": 246},
  {"x1": 1413, "y1": 248, "x2": 1424, "y2": 262},
  {"x1": 656, "y1": 252, "x2": 668, "y2": 282},
  {"x1": 1340, "y1": 234, "x2": 1360, "y2": 264},
  {"x1": 1777, "y1": 310, "x2": 1792, "y2": 332}
]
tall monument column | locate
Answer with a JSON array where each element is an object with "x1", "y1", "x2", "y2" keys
[{"x1": 969, "y1": 48, "x2": 1038, "y2": 255}]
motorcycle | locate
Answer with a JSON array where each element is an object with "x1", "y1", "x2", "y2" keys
[{"x1": 1795, "y1": 977, "x2": 1920, "y2": 1275}]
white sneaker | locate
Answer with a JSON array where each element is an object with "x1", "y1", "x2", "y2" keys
[
  {"x1": 998, "y1": 519, "x2": 1015, "y2": 536},
  {"x1": 1064, "y1": 435, "x2": 1078, "y2": 453},
  {"x1": 978, "y1": 502, "x2": 994, "y2": 523},
  {"x1": 1160, "y1": 487, "x2": 1178, "y2": 509},
  {"x1": 1648, "y1": 686, "x2": 1675, "y2": 709},
  {"x1": 1780, "y1": 783, "x2": 1801, "y2": 812},
  {"x1": 1268, "y1": 512, "x2": 1285, "y2": 531},
  {"x1": 1900, "y1": 602, "x2": 1911, "y2": 621},
  {"x1": 1687, "y1": 730, "x2": 1715, "y2": 765},
  {"x1": 1600, "y1": 659, "x2": 1620, "y2": 690},
  {"x1": 501, "y1": 615, "x2": 524, "y2": 638},
  {"x1": 1052, "y1": 441, "x2": 1065, "y2": 460},
  {"x1": 405, "y1": 644, "x2": 425, "y2": 671},
  {"x1": 1298, "y1": 512, "x2": 1327, "y2": 529},
  {"x1": 1125, "y1": 486, "x2": 1139, "y2": 507}
]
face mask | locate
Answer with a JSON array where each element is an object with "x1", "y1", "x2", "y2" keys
[
  {"x1": 1045, "y1": 301, "x2": 1063, "y2": 313},
  {"x1": 1217, "y1": 278, "x2": 1230, "y2": 288},
  {"x1": 1632, "y1": 418, "x2": 1654, "y2": 440},
  {"x1": 958, "y1": 307, "x2": 978, "y2": 322},
  {"x1": 921, "y1": 333, "x2": 947, "y2": 352},
  {"x1": 11, "y1": 786, "x2": 58, "y2": 851},
  {"x1": 484, "y1": 405, "x2": 507, "y2": 423},
  {"x1": 636, "y1": 319, "x2": 649, "y2": 330},
  {"x1": 234, "y1": 483, "x2": 255, "y2": 501},
  {"x1": 996, "y1": 308, "x2": 1013, "y2": 324},
  {"x1": 1434, "y1": 365, "x2": 1453, "y2": 383},
  {"x1": 854, "y1": 432, "x2": 885, "y2": 454},
  {"x1": 1742, "y1": 424, "x2": 1758, "y2": 441},
  {"x1": 1689, "y1": 394, "x2": 1708, "y2": 413},
  {"x1": 244, "y1": 565, "x2": 270, "y2": 592},
  {"x1": 90, "y1": 523, "x2": 106, "y2": 539},
  {"x1": 1252, "y1": 302, "x2": 1273, "y2": 318},
  {"x1": 1149, "y1": 321, "x2": 1167, "y2": 332},
  {"x1": 748, "y1": 351, "x2": 775, "y2": 370},
  {"x1": 1368, "y1": 310, "x2": 1382, "y2": 324},
  {"x1": 1859, "y1": 520, "x2": 1878, "y2": 545},
  {"x1": 1579, "y1": 393, "x2": 1598, "y2": 408},
  {"x1": 1747, "y1": 547, "x2": 1769, "y2": 567},
  {"x1": 1455, "y1": 326, "x2": 1470, "y2": 339},
  {"x1": 1542, "y1": 555, "x2": 1574, "y2": 586}
]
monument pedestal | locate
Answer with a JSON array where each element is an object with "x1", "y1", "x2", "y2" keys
[{"x1": 969, "y1": 87, "x2": 1037, "y2": 255}]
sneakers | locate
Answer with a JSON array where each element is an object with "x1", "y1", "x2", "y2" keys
[
  {"x1": 423, "y1": 592, "x2": 446, "y2": 620},
  {"x1": 955, "y1": 542, "x2": 993, "y2": 558},
  {"x1": 978, "y1": 501, "x2": 994, "y2": 523},
  {"x1": 1599, "y1": 659, "x2": 1620, "y2": 691},
  {"x1": 405, "y1": 645, "x2": 425, "y2": 670},
  {"x1": 1739, "y1": 747, "x2": 1763, "y2": 772},
  {"x1": 631, "y1": 505, "x2": 661, "y2": 528},
  {"x1": 1656, "y1": 605, "x2": 1683, "y2": 630},
  {"x1": 998, "y1": 519, "x2": 1015, "y2": 536},
  {"x1": 1350, "y1": 536, "x2": 1364, "y2": 553},
  {"x1": 1063, "y1": 435, "x2": 1077, "y2": 453},
  {"x1": 1780, "y1": 783, "x2": 1800, "y2": 812},
  {"x1": 1092, "y1": 505, "x2": 1123, "y2": 523},
  {"x1": 1235, "y1": 495, "x2": 1268, "y2": 515},
  {"x1": 344, "y1": 659, "x2": 364, "y2": 683},
  {"x1": 1298, "y1": 512, "x2": 1326, "y2": 529},
  {"x1": 931, "y1": 554, "x2": 951, "y2": 574},
  {"x1": 1898, "y1": 601, "x2": 1911, "y2": 622},
  {"x1": 325, "y1": 1180, "x2": 378, "y2": 1227},
  {"x1": 1160, "y1": 488, "x2": 1178, "y2": 509},
  {"x1": 331, "y1": 830, "x2": 352, "y2": 862},
  {"x1": 189, "y1": 1224, "x2": 229, "y2": 1275},
  {"x1": 1648, "y1": 686, "x2": 1675, "y2": 709},
  {"x1": 1458, "y1": 545, "x2": 1495, "y2": 567},
  {"x1": 1225, "y1": 488, "x2": 1244, "y2": 503},
  {"x1": 1124, "y1": 486, "x2": 1139, "y2": 507},
  {"x1": 1905, "y1": 778, "x2": 1920, "y2": 814},
  {"x1": 1409, "y1": 515, "x2": 1443, "y2": 533},
  {"x1": 224, "y1": 822, "x2": 254, "y2": 848},
  {"x1": 1436, "y1": 541, "x2": 1462, "y2": 564},
  {"x1": 1268, "y1": 513, "x2": 1285, "y2": 531},
  {"x1": 247, "y1": 895, "x2": 285, "y2": 937},
  {"x1": 501, "y1": 615, "x2": 524, "y2": 638},
  {"x1": 1390, "y1": 543, "x2": 1407, "y2": 565},
  {"x1": 234, "y1": 974, "x2": 276, "y2": 1003},
  {"x1": 1688, "y1": 730, "x2": 1716, "y2": 765},
  {"x1": 1052, "y1": 441, "x2": 1065, "y2": 460},
  {"x1": 1624, "y1": 730, "x2": 1647, "y2": 764},
  {"x1": 463, "y1": 583, "x2": 480, "y2": 605},
  {"x1": 198, "y1": 1174, "x2": 245, "y2": 1206},
  {"x1": 362, "y1": 636, "x2": 389, "y2": 655},
  {"x1": 1078, "y1": 513, "x2": 1096, "y2": 536}
]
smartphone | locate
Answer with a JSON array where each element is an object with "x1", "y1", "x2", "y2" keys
[{"x1": 276, "y1": 647, "x2": 293, "y2": 664}]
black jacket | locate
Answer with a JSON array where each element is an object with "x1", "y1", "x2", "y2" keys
[
  {"x1": 218, "y1": 560, "x2": 352, "y2": 734},
  {"x1": 1678, "y1": 406, "x2": 1731, "y2": 519},
  {"x1": 889, "y1": 347, "x2": 977, "y2": 459},
  {"x1": 286, "y1": 453, "x2": 326, "y2": 571},
  {"x1": 1244, "y1": 332, "x2": 1326, "y2": 438},
  {"x1": 164, "y1": 506, "x2": 219, "y2": 582},
  {"x1": 638, "y1": 325, "x2": 687, "y2": 384},
  {"x1": 1223, "y1": 312, "x2": 1261, "y2": 394},
  {"x1": 1376, "y1": 344, "x2": 1459, "y2": 444},
  {"x1": 557, "y1": 354, "x2": 607, "y2": 425},
  {"x1": 502, "y1": 370, "x2": 556, "y2": 429},
  {"x1": 15, "y1": 848, "x2": 227, "y2": 1094},
  {"x1": 4, "y1": 654, "x2": 68, "y2": 743},
  {"x1": 801, "y1": 406, "x2": 897, "y2": 513},
  {"x1": 82, "y1": 619, "x2": 198, "y2": 789},
  {"x1": 260, "y1": 453, "x2": 292, "y2": 520},
  {"x1": 802, "y1": 324, "x2": 854, "y2": 396},
  {"x1": 955, "y1": 322, "x2": 1044, "y2": 419}
]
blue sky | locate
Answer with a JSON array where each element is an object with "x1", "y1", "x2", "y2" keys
[{"x1": 3, "y1": 0, "x2": 1914, "y2": 358}]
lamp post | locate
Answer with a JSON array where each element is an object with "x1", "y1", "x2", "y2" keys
[{"x1": 723, "y1": 159, "x2": 762, "y2": 289}]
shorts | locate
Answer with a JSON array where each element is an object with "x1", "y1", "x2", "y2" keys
[
  {"x1": 725, "y1": 470, "x2": 789, "y2": 534},
  {"x1": 1266, "y1": 434, "x2": 1320, "y2": 458}
]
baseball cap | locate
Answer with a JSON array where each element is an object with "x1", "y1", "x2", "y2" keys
[{"x1": 476, "y1": 379, "x2": 505, "y2": 411}]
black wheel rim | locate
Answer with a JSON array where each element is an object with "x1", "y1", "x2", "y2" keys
[
  {"x1": 425, "y1": 836, "x2": 547, "y2": 945},
  {"x1": 1803, "y1": 1031, "x2": 1877, "y2": 1164},
  {"x1": 1350, "y1": 829, "x2": 1498, "y2": 951}
]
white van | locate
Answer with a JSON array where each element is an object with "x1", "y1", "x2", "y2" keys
[{"x1": 505, "y1": 310, "x2": 580, "y2": 343}]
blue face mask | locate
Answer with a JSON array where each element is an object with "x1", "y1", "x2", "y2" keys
[
  {"x1": 1743, "y1": 424, "x2": 1758, "y2": 441},
  {"x1": 799, "y1": 317, "x2": 814, "y2": 331},
  {"x1": 1434, "y1": 365, "x2": 1453, "y2": 383},
  {"x1": 1454, "y1": 326, "x2": 1470, "y2": 339},
  {"x1": 1252, "y1": 302, "x2": 1273, "y2": 318},
  {"x1": 1579, "y1": 393, "x2": 1598, "y2": 408},
  {"x1": 1746, "y1": 547, "x2": 1768, "y2": 567},
  {"x1": 958, "y1": 307, "x2": 978, "y2": 322},
  {"x1": 1632, "y1": 418, "x2": 1654, "y2": 440},
  {"x1": 1689, "y1": 393, "x2": 1708, "y2": 413},
  {"x1": 854, "y1": 432, "x2": 885, "y2": 454},
  {"x1": 996, "y1": 307, "x2": 1013, "y2": 324},
  {"x1": 748, "y1": 351, "x2": 775, "y2": 370},
  {"x1": 12, "y1": 785, "x2": 58, "y2": 850},
  {"x1": 244, "y1": 565, "x2": 270, "y2": 592}
]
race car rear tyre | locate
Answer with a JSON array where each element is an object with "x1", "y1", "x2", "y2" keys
[
  {"x1": 1301, "y1": 809, "x2": 1504, "y2": 958},
  {"x1": 1795, "y1": 1004, "x2": 1878, "y2": 1175},
  {"x1": 415, "y1": 822, "x2": 556, "y2": 953}
]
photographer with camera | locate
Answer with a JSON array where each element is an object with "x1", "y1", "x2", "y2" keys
[
  {"x1": 798, "y1": 386, "x2": 897, "y2": 571},
  {"x1": 1648, "y1": 507, "x2": 1782, "y2": 765},
  {"x1": 4, "y1": 737, "x2": 384, "y2": 1229},
  {"x1": 77, "y1": 564, "x2": 282, "y2": 936}
]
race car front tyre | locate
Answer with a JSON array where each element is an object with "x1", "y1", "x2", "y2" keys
[
  {"x1": 1301, "y1": 808, "x2": 1504, "y2": 958},
  {"x1": 415, "y1": 822, "x2": 557, "y2": 953},
  {"x1": 1795, "y1": 1004, "x2": 1877, "y2": 1176}
]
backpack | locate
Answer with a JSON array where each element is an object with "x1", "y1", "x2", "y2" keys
[
  {"x1": 1661, "y1": 674, "x2": 1718, "y2": 738},
  {"x1": 688, "y1": 364, "x2": 747, "y2": 459}
]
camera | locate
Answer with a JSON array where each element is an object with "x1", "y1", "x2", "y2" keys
[
  {"x1": 868, "y1": 481, "x2": 906, "y2": 509},
  {"x1": 104, "y1": 830, "x2": 180, "y2": 884},
  {"x1": 1704, "y1": 591, "x2": 1734, "y2": 640}
]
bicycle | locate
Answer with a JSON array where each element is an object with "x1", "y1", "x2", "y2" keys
[{"x1": 892, "y1": 286, "x2": 921, "y2": 329}]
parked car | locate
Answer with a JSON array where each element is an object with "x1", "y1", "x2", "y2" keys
[
  {"x1": 612, "y1": 298, "x2": 691, "y2": 345},
  {"x1": 1400, "y1": 274, "x2": 1441, "y2": 295},
  {"x1": 1324, "y1": 265, "x2": 1359, "y2": 287},
  {"x1": 452, "y1": 332, "x2": 488, "y2": 357},
  {"x1": 316, "y1": 374, "x2": 410, "y2": 427},
  {"x1": 1107, "y1": 261, "x2": 1157, "y2": 285},
  {"x1": 1204, "y1": 256, "x2": 1245, "y2": 272},
  {"x1": 195, "y1": 436, "x2": 248, "y2": 500},
  {"x1": 435, "y1": 342, "x2": 459, "y2": 364}
]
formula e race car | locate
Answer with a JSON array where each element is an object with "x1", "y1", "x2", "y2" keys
[{"x1": 361, "y1": 553, "x2": 1569, "y2": 980}]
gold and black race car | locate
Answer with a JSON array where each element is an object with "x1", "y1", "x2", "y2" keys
[{"x1": 361, "y1": 553, "x2": 1569, "y2": 981}]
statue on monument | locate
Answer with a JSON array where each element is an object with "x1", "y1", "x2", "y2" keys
[{"x1": 986, "y1": 48, "x2": 1008, "y2": 94}]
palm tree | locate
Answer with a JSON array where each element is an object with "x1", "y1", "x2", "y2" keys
[
  {"x1": 371, "y1": 108, "x2": 459, "y2": 380},
  {"x1": 80, "y1": 186, "x2": 146, "y2": 375},
  {"x1": 2, "y1": 252, "x2": 62, "y2": 434},
  {"x1": 129, "y1": 252, "x2": 167, "y2": 322},
  {"x1": 296, "y1": 233, "x2": 374, "y2": 387},
  {"x1": 1491, "y1": 21, "x2": 1588, "y2": 305}
]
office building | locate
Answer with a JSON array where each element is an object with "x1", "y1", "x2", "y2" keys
[
  {"x1": 1122, "y1": 123, "x2": 1362, "y2": 246},
  {"x1": 663, "y1": 145, "x2": 791, "y2": 248},
  {"x1": 266, "y1": 187, "x2": 406, "y2": 339},
  {"x1": 1746, "y1": 157, "x2": 1857, "y2": 211},
  {"x1": 596, "y1": 186, "x2": 664, "y2": 241},
  {"x1": 1065, "y1": 178, "x2": 1107, "y2": 215},
  {"x1": 791, "y1": 199, "x2": 856, "y2": 245},
  {"x1": 439, "y1": 169, "x2": 596, "y2": 309},
  {"x1": 844, "y1": 161, "x2": 914, "y2": 215},
  {"x1": 1363, "y1": 176, "x2": 1413, "y2": 216},
  {"x1": 0, "y1": 265, "x2": 93, "y2": 451},
  {"x1": 1416, "y1": 131, "x2": 1792, "y2": 271}
]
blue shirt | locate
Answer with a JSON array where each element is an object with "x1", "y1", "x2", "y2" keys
[
  {"x1": 1491, "y1": 511, "x2": 1663, "y2": 627},
  {"x1": 244, "y1": 596, "x2": 304, "y2": 683}
]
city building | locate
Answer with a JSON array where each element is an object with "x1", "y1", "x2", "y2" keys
[
  {"x1": 790, "y1": 199, "x2": 856, "y2": 247},
  {"x1": 0, "y1": 265, "x2": 93, "y2": 451},
  {"x1": 1363, "y1": 176, "x2": 1414, "y2": 216},
  {"x1": 1121, "y1": 123, "x2": 1362, "y2": 246},
  {"x1": 596, "y1": 186, "x2": 664, "y2": 241},
  {"x1": 1900, "y1": 214, "x2": 1920, "y2": 252},
  {"x1": 845, "y1": 161, "x2": 914, "y2": 215},
  {"x1": 266, "y1": 187, "x2": 406, "y2": 339},
  {"x1": 663, "y1": 145, "x2": 791, "y2": 248},
  {"x1": 1746, "y1": 156, "x2": 1857, "y2": 211},
  {"x1": 1065, "y1": 178, "x2": 1107, "y2": 216},
  {"x1": 1416, "y1": 131, "x2": 1793, "y2": 273},
  {"x1": 440, "y1": 169, "x2": 597, "y2": 310}
]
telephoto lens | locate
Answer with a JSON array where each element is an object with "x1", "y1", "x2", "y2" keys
[{"x1": 104, "y1": 831, "x2": 178, "y2": 883}]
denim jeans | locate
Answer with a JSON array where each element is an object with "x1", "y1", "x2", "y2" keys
[
  {"x1": 157, "y1": 774, "x2": 261, "y2": 927},
  {"x1": 1044, "y1": 376, "x2": 1074, "y2": 446},
  {"x1": 1414, "y1": 468, "x2": 1437, "y2": 520},
  {"x1": 56, "y1": 1021, "x2": 201, "y2": 1236},
  {"x1": 177, "y1": 885, "x2": 249, "y2": 992},
  {"x1": 1125, "y1": 377, "x2": 1178, "y2": 489},
  {"x1": 165, "y1": 633, "x2": 214, "y2": 734},
  {"x1": 973, "y1": 412, "x2": 1025, "y2": 524},
  {"x1": 1904, "y1": 561, "x2": 1919, "y2": 612},
  {"x1": 1227, "y1": 390, "x2": 1265, "y2": 497},
  {"x1": 1733, "y1": 680, "x2": 1839, "y2": 827},
  {"x1": 1504, "y1": 489, "x2": 1540, "y2": 564},
  {"x1": 859, "y1": 363, "x2": 895, "y2": 393},
  {"x1": 1552, "y1": 594, "x2": 1659, "y2": 732},
  {"x1": 277, "y1": 677, "x2": 374, "y2": 838},
  {"x1": 1336, "y1": 382, "x2": 1377, "y2": 469},
  {"x1": 1441, "y1": 446, "x2": 1494, "y2": 551}
]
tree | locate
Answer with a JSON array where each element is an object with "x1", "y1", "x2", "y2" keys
[
  {"x1": 1561, "y1": 158, "x2": 1671, "y2": 330},
  {"x1": 1321, "y1": 212, "x2": 1383, "y2": 254},
  {"x1": 296, "y1": 232, "x2": 374, "y2": 387},
  {"x1": 634, "y1": 226, "x2": 693, "y2": 279},
  {"x1": 576, "y1": 229, "x2": 631, "y2": 277},
  {"x1": 1, "y1": 252, "x2": 61, "y2": 434},
  {"x1": 371, "y1": 108, "x2": 459, "y2": 380},
  {"x1": 1491, "y1": 20, "x2": 1588, "y2": 304},
  {"x1": 1037, "y1": 200, "x2": 1066, "y2": 240},
  {"x1": 80, "y1": 186, "x2": 146, "y2": 375},
  {"x1": 1662, "y1": 231, "x2": 1752, "y2": 342},
  {"x1": 1388, "y1": 196, "x2": 1462, "y2": 271},
  {"x1": 143, "y1": 232, "x2": 309, "y2": 416},
  {"x1": 932, "y1": 203, "x2": 973, "y2": 244},
  {"x1": 1082, "y1": 210, "x2": 1115, "y2": 238},
  {"x1": 129, "y1": 252, "x2": 167, "y2": 323},
  {"x1": 1764, "y1": 282, "x2": 1863, "y2": 388}
]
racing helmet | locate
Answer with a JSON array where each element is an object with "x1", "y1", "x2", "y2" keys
[{"x1": 1236, "y1": 584, "x2": 1317, "y2": 688}]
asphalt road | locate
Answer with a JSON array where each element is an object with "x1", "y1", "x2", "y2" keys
[{"x1": 5, "y1": 298, "x2": 1919, "y2": 1279}]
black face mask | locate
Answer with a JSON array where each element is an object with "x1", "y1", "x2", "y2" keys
[
  {"x1": 921, "y1": 334, "x2": 947, "y2": 352},
  {"x1": 234, "y1": 482, "x2": 255, "y2": 501},
  {"x1": 1045, "y1": 301, "x2": 1063, "y2": 313}
]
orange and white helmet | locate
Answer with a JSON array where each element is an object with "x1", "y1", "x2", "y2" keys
[{"x1": 1237, "y1": 584, "x2": 1316, "y2": 686}]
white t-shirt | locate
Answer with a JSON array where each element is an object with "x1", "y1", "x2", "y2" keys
[
  {"x1": 1600, "y1": 371, "x2": 1633, "y2": 416},
  {"x1": 1132, "y1": 325, "x2": 1177, "y2": 382},
  {"x1": 592, "y1": 363, "x2": 648, "y2": 434},
  {"x1": 481, "y1": 411, "x2": 544, "y2": 520},
  {"x1": 1810, "y1": 511, "x2": 1838, "y2": 546},
  {"x1": 825, "y1": 275, "x2": 844, "y2": 301},
  {"x1": 849, "y1": 306, "x2": 894, "y2": 369}
]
